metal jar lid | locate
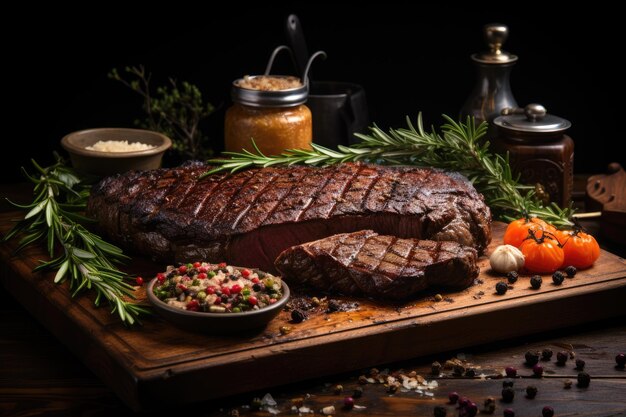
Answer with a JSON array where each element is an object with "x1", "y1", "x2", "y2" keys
[
  {"x1": 471, "y1": 23, "x2": 518, "y2": 65},
  {"x1": 493, "y1": 104, "x2": 571, "y2": 133},
  {"x1": 231, "y1": 75, "x2": 308, "y2": 108}
]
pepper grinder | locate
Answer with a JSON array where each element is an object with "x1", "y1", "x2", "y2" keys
[
  {"x1": 493, "y1": 104, "x2": 574, "y2": 207},
  {"x1": 460, "y1": 23, "x2": 518, "y2": 128}
]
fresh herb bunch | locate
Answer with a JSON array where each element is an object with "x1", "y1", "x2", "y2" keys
[
  {"x1": 204, "y1": 114, "x2": 574, "y2": 227},
  {"x1": 2, "y1": 156, "x2": 148, "y2": 325},
  {"x1": 109, "y1": 65, "x2": 216, "y2": 160}
]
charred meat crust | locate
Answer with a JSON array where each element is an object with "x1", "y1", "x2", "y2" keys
[{"x1": 87, "y1": 162, "x2": 491, "y2": 273}]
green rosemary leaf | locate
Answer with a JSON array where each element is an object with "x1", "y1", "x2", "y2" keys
[
  {"x1": 202, "y1": 113, "x2": 574, "y2": 226},
  {"x1": 3, "y1": 158, "x2": 147, "y2": 325}
]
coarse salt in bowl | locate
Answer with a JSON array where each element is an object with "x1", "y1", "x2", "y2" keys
[{"x1": 61, "y1": 128, "x2": 172, "y2": 176}]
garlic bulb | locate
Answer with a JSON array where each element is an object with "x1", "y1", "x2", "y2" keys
[{"x1": 489, "y1": 244, "x2": 525, "y2": 273}]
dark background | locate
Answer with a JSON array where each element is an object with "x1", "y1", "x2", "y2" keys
[{"x1": 4, "y1": 5, "x2": 622, "y2": 183}]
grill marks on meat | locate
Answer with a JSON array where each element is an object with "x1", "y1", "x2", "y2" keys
[
  {"x1": 87, "y1": 162, "x2": 491, "y2": 272},
  {"x1": 274, "y1": 230, "x2": 479, "y2": 299}
]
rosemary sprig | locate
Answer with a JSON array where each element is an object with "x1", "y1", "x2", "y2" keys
[
  {"x1": 2, "y1": 156, "x2": 148, "y2": 325},
  {"x1": 204, "y1": 114, "x2": 574, "y2": 227}
]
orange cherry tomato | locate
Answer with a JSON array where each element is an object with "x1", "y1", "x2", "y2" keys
[
  {"x1": 504, "y1": 217, "x2": 556, "y2": 248},
  {"x1": 519, "y1": 230, "x2": 564, "y2": 274},
  {"x1": 557, "y1": 229, "x2": 600, "y2": 269}
]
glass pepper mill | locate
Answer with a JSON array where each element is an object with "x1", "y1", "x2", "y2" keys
[{"x1": 460, "y1": 23, "x2": 518, "y2": 129}]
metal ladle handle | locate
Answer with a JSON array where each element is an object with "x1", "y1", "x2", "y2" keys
[
  {"x1": 302, "y1": 50, "x2": 327, "y2": 87},
  {"x1": 264, "y1": 45, "x2": 294, "y2": 75}
]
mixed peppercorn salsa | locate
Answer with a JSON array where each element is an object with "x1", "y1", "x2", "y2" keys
[{"x1": 152, "y1": 262, "x2": 284, "y2": 313}]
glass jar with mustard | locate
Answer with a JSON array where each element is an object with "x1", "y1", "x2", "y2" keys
[{"x1": 225, "y1": 47, "x2": 325, "y2": 156}]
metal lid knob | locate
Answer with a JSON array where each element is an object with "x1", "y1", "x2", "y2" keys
[
  {"x1": 472, "y1": 23, "x2": 518, "y2": 64},
  {"x1": 494, "y1": 103, "x2": 571, "y2": 133}
]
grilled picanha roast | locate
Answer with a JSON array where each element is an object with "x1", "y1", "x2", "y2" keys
[
  {"x1": 275, "y1": 230, "x2": 479, "y2": 299},
  {"x1": 87, "y1": 162, "x2": 491, "y2": 273}
]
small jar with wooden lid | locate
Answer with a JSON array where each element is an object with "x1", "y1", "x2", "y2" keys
[
  {"x1": 225, "y1": 75, "x2": 312, "y2": 156},
  {"x1": 493, "y1": 104, "x2": 574, "y2": 207}
]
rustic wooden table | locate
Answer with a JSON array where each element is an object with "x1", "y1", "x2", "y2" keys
[{"x1": 1, "y1": 182, "x2": 625, "y2": 417}]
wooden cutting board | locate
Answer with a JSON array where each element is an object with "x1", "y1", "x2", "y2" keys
[{"x1": 1, "y1": 214, "x2": 625, "y2": 411}]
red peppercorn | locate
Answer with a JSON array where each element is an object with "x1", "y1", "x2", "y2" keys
[
  {"x1": 135, "y1": 277, "x2": 144, "y2": 286},
  {"x1": 269, "y1": 298, "x2": 277, "y2": 304},
  {"x1": 178, "y1": 265, "x2": 188, "y2": 274},
  {"x1": 197, "y1": 272, "x2": 207, "y2": 280},
  {"x1": 616, "y1": 353, "x2": 626, "y2": 368},
  {"x1": 206, "y1": 286, "x2": 216, "y2": 295},
  {"x1": 448, "y1": 392, "x2": 459, "y2": 404},
  {"x1": 230, "y1": 284, "x2": 242, "y2": 294},
  {"x1": 197, "y1": 266, "x2": 207, "y2": 273},
  {"x1": 248, "y1": 296, "x2": 258, "y2": 305},
  {"x1": 542, "y1": 406, "x2": 554, "y2": 417},
  {"x1": 458, "y1": 397, "x2": 469, "y2": 407},
  {"x1": 533, "y1": 364, "x2": 544, "y2": 377},
  {"x1": 193, "y1": 261, "x2": 201, "y2": 268},
  {"x1": 156, "y1": 272, "x2": 166, "y2": 282},
  {"x1": 503, "y1": 408, "x2": 515, "y2": 417},
  {"x1": 505, "y1": 366, "x2": 517, "y2": 378},
  {"x1": 343, "y1": 396, "x2": 354, "y2": 410},
  {"x1": 218, "y1": 262, "x2": 227, "y2": 269},
  {"x1": 177, "y1": 284, "x2": 188, "y2": 292},
  {"x1": 251, "y1": 277, "x2": 260, "y2": 284},
  {"x1": 214, "y1": 298, "x2": 222, "y2": 305},
  {"x1": 221, "y1": 287, "x2": 231, "y2": 296},
  {"x1": 186, "y1": 300, "x2": 199, "y2": 311},
  {"x1": 241, "y1": 269, "x2": 251, "y2": 278},
  {"x1": 465, "y1": 402, "x2": 478, "y2": 417}
]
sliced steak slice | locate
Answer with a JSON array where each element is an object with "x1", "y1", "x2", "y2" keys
[
  {"x1": 274, "y1": 230, "x2": 479, "y2": 299},
  {"x1": 87, "y1": 162, "x2": 491, "y2": 273}
]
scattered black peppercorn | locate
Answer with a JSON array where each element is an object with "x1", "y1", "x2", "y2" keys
[
  {"x1": 327, "y1": 299, "x2": 341, "y2": 313},
  {"x1": 565, "y1": 265, "x2": 577, "y2": 277},
  {"x1": 526, "y1": 385, "x2": 538, "y2": 399},
  {"x1": 575, "y1": 359, "x2": 586, "y2": 370},
  {"x1": 496, "y1": 281, "x2": 508, "y2": 295},
  {"x1": 542, "y1": 348, "x2": 553, "y2": 361},
  {"x1": 501, "y1": 387, "x2": 515, "y2": 402},
  {"x1": 542, "y1": 406, "x2": 554, "y2": 417},
  {"x1": 530, "y1": 275, "x2": 542, "y2": 289},
  {"x1": 291, "y1": 309, "x2": 307, "y2": 323},
  {"x1": 448, "y1": 392, "x2": 459, "y2": 404},
  {"x1": 433, "y1": 405, "x2": 447, "y2": 417},
  {"x1": 250, "y1": 397, "x2": 262, "y2": 411},
  {"x1": 556, "y1": 351, "x2": 569, "y2": 365},
  {"x1": 502, "y1": 380, "x2": 514, "y2": 388},
  {"x1": 577, "y1": 371, "x2": 591, "y2": 388},
  {"x1": 525, "y1": 350, "x2": 540, "y2": 366},
  {"x1": 506, "y1": 271, "x2": 519, "y2": 284},
  {"x1": 482, "y1": 397, "x2": 496, "y2": 414},
  {"x1": 252, "y1": 283, "x2": 262, "y2": 292},
  {"x1": 616, "y1": 353, "x2": 626, "y2": 368},
  {"x1": 465, "y1": 368, "x2": 476, "y2": 377},
  {"x1": 552, "y1": 271, "x2": 565, "y2": 285},
  {"x1": 431, "y1": 361, "x2": 442, "y2": 375},
  {"x1": 453, "y1": 364, "x2": 466, "y2": 376},
  {"x1": 503, "y1": 408, "x2": 515, "y2": 417},
  {"x1": 352, "y1": 387, "x2": 363, "y2": 398}
]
